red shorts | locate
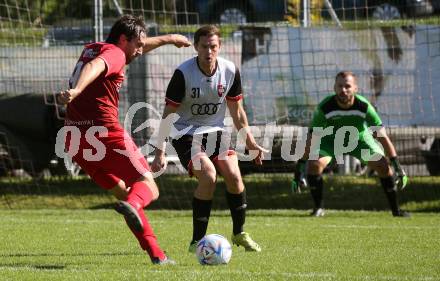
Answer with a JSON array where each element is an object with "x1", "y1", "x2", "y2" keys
[{"x1": 65, "y1": 125, "x2": 150, "y2": 189}]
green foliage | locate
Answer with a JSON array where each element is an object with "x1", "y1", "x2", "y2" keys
[
  {"x1": 339, "y1": 16, "x2": 440, "y2": 29},
  {"x1": 286, "y1": 0, "x2": 324, "y2": 26},
  {"x1": 156, "y1": 24, "x2": 239, "y2": 39},
  {"x1": 0, "y1": 209, "x2": 439, "y2": 280},
  {"x1": 0, "y1": 0, "x2": 119, "y2": 25},
  {"x1": 0, "y1": 24, "x2": 47, "y2": 46}
]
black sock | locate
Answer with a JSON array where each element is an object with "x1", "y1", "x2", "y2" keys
[
  {"x1": 226, "y1": 190, "x2": 247, "y2": 235},
  {"x1": 192, "y1": 197, "x2": 212, "y2": 243},
  {"x1": 307, "y1": 175, "x2": 324, "y2": 209},
  {"x1": 380, "y1": 176, "x2": 400, "y2": 214}
]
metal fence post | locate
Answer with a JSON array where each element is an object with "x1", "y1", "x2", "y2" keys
[{"x1": 94, "y1": 0, "x2": 103, "y2": 42}]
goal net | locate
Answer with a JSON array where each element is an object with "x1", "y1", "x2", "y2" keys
[{"x1": 0, "y1": 0, "x2": 439, "y2": 210}]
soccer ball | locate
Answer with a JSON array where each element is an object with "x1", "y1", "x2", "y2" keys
[{"x1": 196, "y1": 234, "x2": 232, "y2": 265}]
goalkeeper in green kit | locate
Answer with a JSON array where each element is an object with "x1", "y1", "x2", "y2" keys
[{"x1": 292, "y1": 71, "x2": 409, "y2": 217}]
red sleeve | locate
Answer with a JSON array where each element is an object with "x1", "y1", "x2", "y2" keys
[{"x1": 98, "y1": 45, "x2": 125, "y2": 77}]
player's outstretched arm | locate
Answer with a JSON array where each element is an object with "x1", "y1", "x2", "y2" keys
[
  {"x1": 57, "y1": 57, "x2": 106, "y2": 104},
  {"x1": 227, "y1": 100, "x2": 268, "y2": 165},
  {"x1": 291, "y1": 159, "x2": 307, "y2": 193},
  {"x1": 142, "y1": 34, "x2": 191, "y2": 54},
  {"x1": 375, "y1": 127, "x2": 408, "y2": 189},
  {"x1": 151, "y1": 105, "x2": 178, "y2": 173},
  {"x1": 390, "y1": 157, "x2": 408, "y2": 189},
  {"x1": 375, "y1": 127, "x2": 397, "y2": 158},
  {"x1": 291, "y1": 132, "x2": 312, "y2": 193}
]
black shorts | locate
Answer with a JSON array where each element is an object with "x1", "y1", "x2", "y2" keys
[{"x1": 171, "y1": 131, "x2": 234, "y2": 175}]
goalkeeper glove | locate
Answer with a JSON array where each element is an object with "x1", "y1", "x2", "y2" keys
[
  {"x1": 390, "y1": 157, "x2": 408, "y2": 190},
  {"x1": 291, "y1": 159, "x2": 307, "y2": 193}
]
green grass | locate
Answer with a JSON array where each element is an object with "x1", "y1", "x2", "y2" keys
[
  {"x1": 1, "y1": 175, "x2": 440, "y2": 211},
  {"x1": 0, "y1": 209, "x2": 439, "y2": 280}
]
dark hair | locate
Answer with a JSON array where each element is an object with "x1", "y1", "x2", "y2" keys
[
  {"x1": 105, "y1": 14, "x2": 146, "y2": 44},
  {"x1": 194, "y1": 25, "x2": 221, "y2": 45},
  {"x1": 335, "y1": 71, "x2": 356, "y2": 82}
]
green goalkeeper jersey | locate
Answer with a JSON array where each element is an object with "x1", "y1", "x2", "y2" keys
[
  {"x1": 310, "y1": 93, "x2": 382, "y2": 137},
  {"x1": 308, "y1": 93, "x2": 384, "y2": 162}
]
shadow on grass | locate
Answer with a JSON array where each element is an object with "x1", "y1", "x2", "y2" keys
[
  {"x1": 0, "y1": 251, "x2": 139, "y2": 258},
  {"x1": 0, "y1": 263, "x2": 66, "y2": 270},
  {"x1": 33, "y1": 265, "x2": 66, "y2": 270}
]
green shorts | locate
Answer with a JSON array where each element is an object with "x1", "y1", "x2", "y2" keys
[{"x1": 311, "y1": 135, "x2": 384, "y2": 164}]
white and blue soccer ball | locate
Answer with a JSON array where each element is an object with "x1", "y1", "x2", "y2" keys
[{"x1": 196, "y1": 234, "x2": 232, "y2": 265}]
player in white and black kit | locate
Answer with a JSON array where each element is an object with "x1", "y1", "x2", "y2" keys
[{"x1": 152, "y1": 25, "x2": 267, "y2": 253}]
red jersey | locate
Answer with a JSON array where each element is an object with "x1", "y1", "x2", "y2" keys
[{"x1": 66, "y1": 42, "x2": 126, "y2": 128}]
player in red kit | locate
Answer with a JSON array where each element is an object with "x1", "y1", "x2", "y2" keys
[{"x1": 57, "y1": 14, "x2": 191, "y2": 265}]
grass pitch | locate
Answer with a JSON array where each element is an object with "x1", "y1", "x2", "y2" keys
[{"x1": 0, "y1": 209, "x2": 439, "y2": 281}]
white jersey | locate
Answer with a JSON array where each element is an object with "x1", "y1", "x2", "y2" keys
[{"x1": 165, "y1": 56, "x2": 243, "y2": 138}]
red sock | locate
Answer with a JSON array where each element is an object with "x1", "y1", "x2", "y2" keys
[
  {"x1": 126, "y1": 181, "x2": 154, "y2": 210},
  {"x1": 124, "y1": 209, "x2": 166, "y2": 260}
]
